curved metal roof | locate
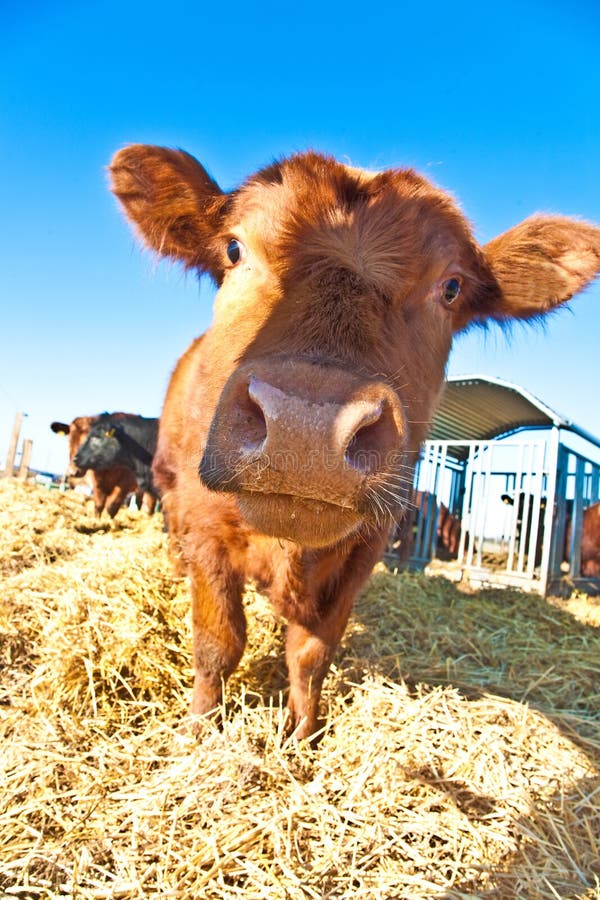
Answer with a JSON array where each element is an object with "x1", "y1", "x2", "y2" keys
[{"x1": 429, "y1": 374, "x2": 600, "y2": 448}]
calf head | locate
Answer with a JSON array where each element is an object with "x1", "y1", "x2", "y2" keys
[
  {"x1": 51, "y1": 417, "x2": 95, "y2": 477},
  {"x1": 110, "y1": 146, "x2": 600, "y2": 546},
  {"x1": 74, "y1": 415, "x2": 124, "y2": 473}
]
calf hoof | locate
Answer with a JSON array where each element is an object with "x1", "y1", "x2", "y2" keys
[
  {"x1": 180, "y1": 709, "x2": 222, "y2": 740},
  {"x1": 284, "y1": 705, "x2": 323, "y2": 745}
]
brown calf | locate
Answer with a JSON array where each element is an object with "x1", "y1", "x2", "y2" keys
[
  {"x1": 581, "y1": 502, "x2": 600, "y2": 578},
  {"x1": 565, "y1": 500, "x2": 600, "y2": 578},
  {"x1": 51, "y1": 416, "x2": 156, "y2": 516},
  {"x1": 391, "y1": 490, "x2": 461, "y2": 561},
  {"x1": 110, "y1": 145, "x2": 600, "y2": 738}
]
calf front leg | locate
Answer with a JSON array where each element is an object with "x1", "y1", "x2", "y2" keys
[
  {"x1": 91, "y1": 486, "x2": 108, "y2": 517},
  {"x1": 285, "y1": 587, "x2": 356, "y2": 740},
  {"x1": 105, "y1": 485, "x2": 127, "y2": 518},
  {"x1": 285, "y1": 537, "x2": 387, "y2": 740},
  {"x1": 189, "y1": 565, "x2": 246, "y2": 718}
]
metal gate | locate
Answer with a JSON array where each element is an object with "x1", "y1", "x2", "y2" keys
[{"x1": 405, "y1": 437, "x2": 556, "y2": 594}]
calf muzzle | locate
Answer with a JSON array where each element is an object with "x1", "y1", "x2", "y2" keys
[{"x1": 199, "y1": 357, "x2": 407, "y2": 545}]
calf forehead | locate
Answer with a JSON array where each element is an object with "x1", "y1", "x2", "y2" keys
[
  {"x1": 69, "y1": 417, "x2": 94, "y2": 452},
  {"x1": 232, "y1": 153, "x2": 475, "y2": 290},
  {"x1": 90, "y1": 416, "x2": 117, "y2": 437}
]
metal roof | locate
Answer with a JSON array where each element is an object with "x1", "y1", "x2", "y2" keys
[{"x1": 428, "y1": 374, "x2": 600, "y2": 449}]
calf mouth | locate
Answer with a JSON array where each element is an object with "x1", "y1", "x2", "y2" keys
[
  {"x1": 235, "y1": 489, "x2": 365, "y2": 547},
  {"x1": 200, "y1": 442, "x2": 411, "y2": 546},
  {"x1": 201, "y1": 451, "x2": 408, "y2": 546}
]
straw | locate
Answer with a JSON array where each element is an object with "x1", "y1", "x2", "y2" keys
[{"x1": 1, "y1": 480, "x2": 599, "y2": 898}]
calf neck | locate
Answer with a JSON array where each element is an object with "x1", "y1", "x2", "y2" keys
[{"x1": 110, "y1": 146, "x2": 600, "y2": 738}]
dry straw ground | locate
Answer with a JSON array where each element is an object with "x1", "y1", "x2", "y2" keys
[{"x1": 1, "y1": 480, "x2": 599, "y2": 899}]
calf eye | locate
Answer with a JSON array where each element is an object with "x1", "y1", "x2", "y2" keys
[
  {"x1": 442, "y1": 277, "x2": 461, "y2": 304},
  {"x1": 226, "y1": 239, "x2": 245, "y2": 265}
]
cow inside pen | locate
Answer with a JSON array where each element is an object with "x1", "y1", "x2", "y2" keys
[{"x1": 393, "y1": 375, "x2": 600, "y2": 595}]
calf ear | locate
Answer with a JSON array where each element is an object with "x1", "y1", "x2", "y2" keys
[
  {"x1": 51, "y1": 421, "x2": 70, "y2": 435},
  {"x1": 109, "y1": 145, "x2": 228, "y2": 277},
  {"x1": 469, "y1": 216, "x2": 600, "y2": 327}
]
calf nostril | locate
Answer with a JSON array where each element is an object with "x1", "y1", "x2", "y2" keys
[
  {"x1": 344, "y1": 402, "x2": 394, "y2": 473},
  {"x1": 239, "y1": 380, "x2": 268, "y2": 453}
]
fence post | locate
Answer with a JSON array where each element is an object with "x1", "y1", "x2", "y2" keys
[
  {"x1": 18, "y1": 438, "x2": 33, "y2": 481},
  {"x1": 2, "y1": 412, "x2": 24, "y2": 478}
]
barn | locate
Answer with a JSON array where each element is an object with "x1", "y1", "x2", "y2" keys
[{"x1": 395, "y1": 374, "x2": 600, "y2": 595}]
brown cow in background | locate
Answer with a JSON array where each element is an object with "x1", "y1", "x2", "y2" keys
[
  {"x1": 110, "y1": 144, "x2": 600, "y2": 738},
  {"x1": 504, "y1": 492, "x2": 600, "y2": 577},
  {"x1": 580, "y1": 502, "x2": 600, "y2": 577},
  {"x1": 564, "y1": 500, "x2": 600, "y2": 578},
  {"x1": 391, "y1": 490, "x2": 461, "y2": 561},
  {"x1": 51, "y1": 415, "x2": 156, "y2": 517}
]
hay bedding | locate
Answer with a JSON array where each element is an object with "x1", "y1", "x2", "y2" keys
[{"x1": 0, "y1": 481, "x2": 599, "y2": 899}]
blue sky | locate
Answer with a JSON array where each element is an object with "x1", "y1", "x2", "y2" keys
[{"x1": 1, "y1": 0, "x2": 599, "y2": 475}]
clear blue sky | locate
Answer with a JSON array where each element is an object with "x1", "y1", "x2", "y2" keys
[{"x1": 1, "y1": 0, "x2": 599, "y2": 475}]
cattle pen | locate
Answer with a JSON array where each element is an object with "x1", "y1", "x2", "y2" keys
[{"x1": 393, "y1": 374, "x2": 600, "y2": 596}]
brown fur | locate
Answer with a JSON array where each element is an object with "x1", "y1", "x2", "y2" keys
[
  {"x1": 565, "y1": 501, "x2": 600, "y2": 578},
  {"x1": 110, "y1": 145, "x2": 600, "y2": 738},
  {"x1": 580, "y1": 503, "x2": 600, "y2": 578}
]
